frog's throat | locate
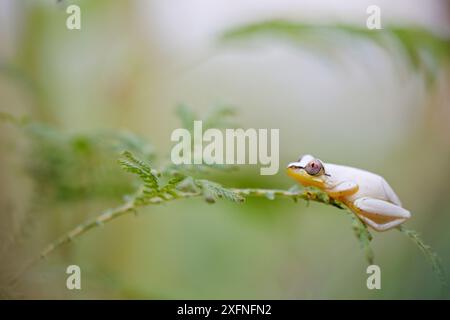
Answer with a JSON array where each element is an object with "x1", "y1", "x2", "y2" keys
[{"x1": 287, "y1": 168, "x2": 326, "y2": 189}]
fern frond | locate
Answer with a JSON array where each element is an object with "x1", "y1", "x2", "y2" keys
[
  {"x1": 348, "y1": 213, "x2": 374, "y2": 265},
  {"x1": 119, "y1": 151, "x2": 159, "y2": 191},
  {"x1": 397, "y1": 226, "x2": 448, "y2": 291},
  {"x1": 6, "y1": 108, "x2": 445, "y2": 294},
  {"x1": 196, "y1": 179, "x2": 245, "y2": 203},
  {"x1": 159, "y1": 175, "x2": 187, "y2": 198},
  {"x1": 221, "y1": 20, "x2": 450, "y2": 82}
]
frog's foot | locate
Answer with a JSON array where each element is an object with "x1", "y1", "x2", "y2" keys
[{"x1": 353, "y1": 197, "x2": 411, "y2": 232}]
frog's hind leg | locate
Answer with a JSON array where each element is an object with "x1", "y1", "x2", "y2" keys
[{"x1": 352, "y1": 197, "x2": 411, "y2": 232}]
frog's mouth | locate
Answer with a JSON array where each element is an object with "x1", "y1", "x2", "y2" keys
[{"x1": 286, "y1": 163, "x2": 325, "y2": 189}]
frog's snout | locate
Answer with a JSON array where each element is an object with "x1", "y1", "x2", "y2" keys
[
  {"x1": 287, "y1": 162, "x2": 302, "y2": 169},
  {"x1": 286, "y1": 163, "x2": 306, "y2": 180}
]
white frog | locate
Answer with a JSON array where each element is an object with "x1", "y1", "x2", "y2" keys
[{"x1": 287, "y1": 155, "x2": 411, "y2": 231}]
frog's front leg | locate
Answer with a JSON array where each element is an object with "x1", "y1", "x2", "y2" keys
[
  {"x1": 325, "y1": 181, "x2": 358, "y2": 199},
  {"x1": 352, "y1": 197, "x2": 411, "y2": 231}
]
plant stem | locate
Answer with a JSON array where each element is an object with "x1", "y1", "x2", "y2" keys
[
  {"x1": 40, "y1": 201, "x2": 134, "y2": 258},
  {"x1": 396, "y1": 225, "x2": 448, "y2": 291},
  {"x1": 33, "y1": 187, "x2": 342, "y2": 263},
  {"x1": 12, "y1": 185, "x2": 446, "y2": 290}
]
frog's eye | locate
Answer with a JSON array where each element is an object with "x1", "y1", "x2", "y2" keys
[{"x1": 305, "y1": 159, "x2": 324, "y2": 176}]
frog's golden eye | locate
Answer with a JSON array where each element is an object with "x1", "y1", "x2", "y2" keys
[{"x1": 305, "y1": 159, "x2": 324, "y2": 176}]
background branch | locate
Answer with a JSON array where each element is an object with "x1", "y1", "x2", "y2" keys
[{"x1": 38, "y1": 185, "x2": 347, "y2": 261}]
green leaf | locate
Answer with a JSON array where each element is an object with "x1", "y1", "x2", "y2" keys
[
  {"x1": 119, "y1": 151, "x2": 192, "y2": 204},
  {"x1": 220, "y1": 20, "x2": 450, "y2": 83},
  {"x1": 119, "y1": 151, "x2": 159, "y2": 193},
  {"x1": 397, "y1": 226, "x2": 448, "y2": 290},
  {"x1": 196, "y1": 179, "x2": 245, "y2": 203},
  {"x1": 159, "y1": 175, "x2": 186, "y2": 195},
  {"x1": 348, "y1": 213, "x2": 374, "y2": 265}
]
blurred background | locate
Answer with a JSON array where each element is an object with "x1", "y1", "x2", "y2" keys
[{"x1": 0, "y1": 0, "x2": 449, "y2": 299}]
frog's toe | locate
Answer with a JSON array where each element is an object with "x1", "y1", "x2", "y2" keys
[{"x1": 353, "y1": 197, "x2": 411, "y2": 231}]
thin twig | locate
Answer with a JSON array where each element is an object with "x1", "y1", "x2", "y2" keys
[
  {"x1": 12, "y1": 185, "x2": 446, "y2": 292},
  {"x1": 348, "y1": 212, "x2": 374, "y2": 265},
  {"x1": 41, "y1": 188, "x2": 342, "y2": 260},
  {"x1": 11, "y1": 186, "x2": 343, "y2": 283},
  {"x1": 396, "y1": 225, "x2": 448, "y2": 291}
]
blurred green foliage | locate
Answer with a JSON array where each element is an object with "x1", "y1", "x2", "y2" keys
[
  {"x1": 1, "y1": 1, "x2": 449, "y2": 299},
  {"x1": 221, "y1": 20, "x2": 450, "y2": 83},
  {"x1": 3, "y1": 106, "x2": 443, "y2": 293}
]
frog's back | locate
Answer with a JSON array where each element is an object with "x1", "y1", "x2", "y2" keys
[{"x1": 324, "y1": 163, "x2": 400, "y2": 204}]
